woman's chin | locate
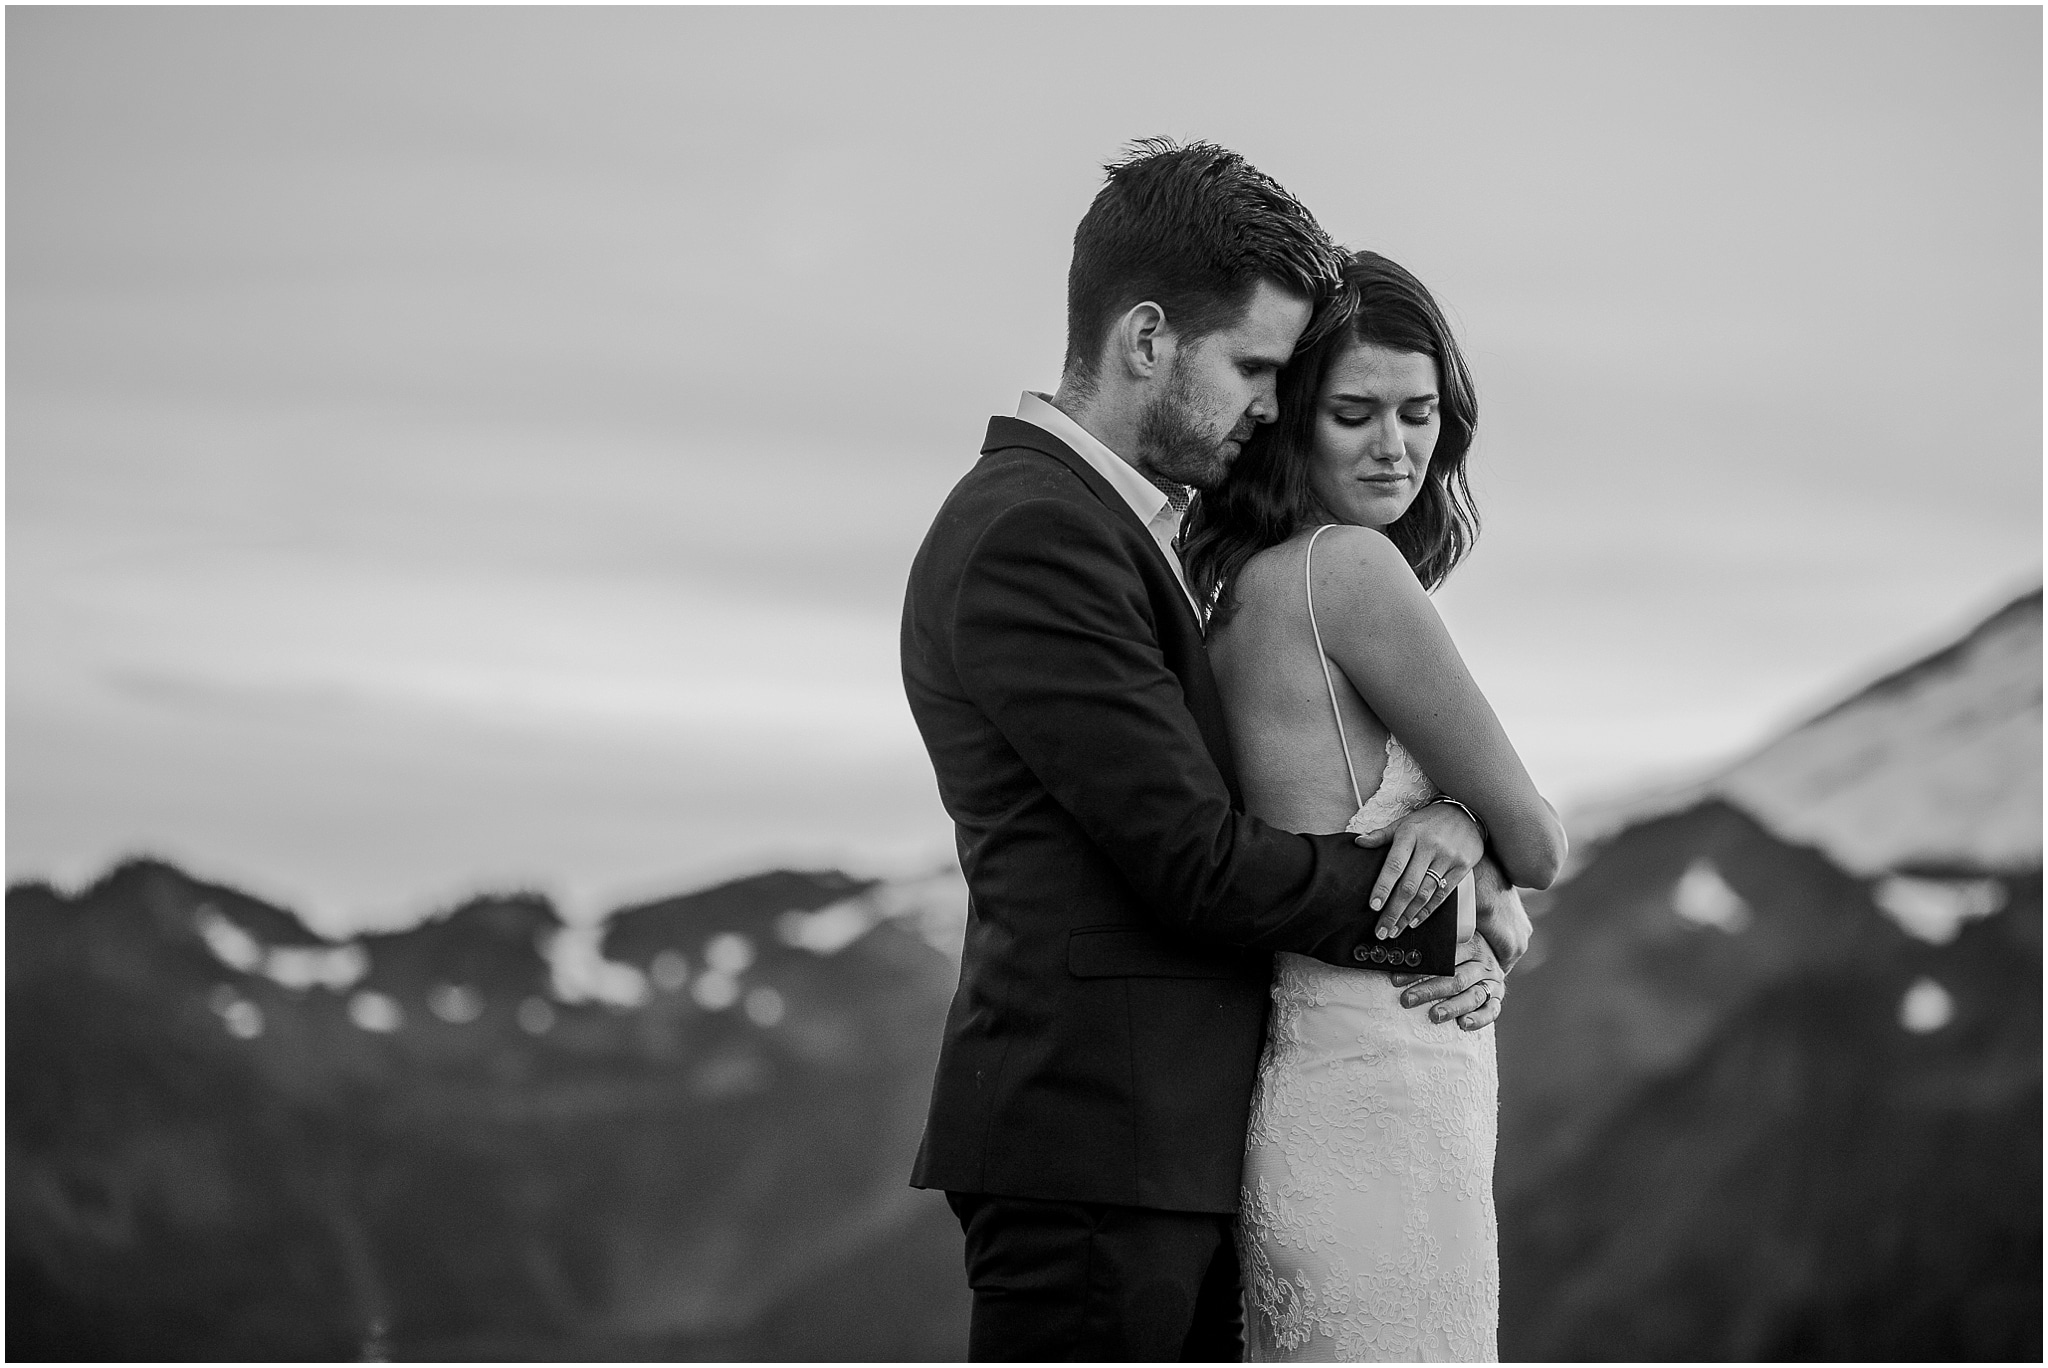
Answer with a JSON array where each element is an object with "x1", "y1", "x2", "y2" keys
[
  {"x1": 1342, "y1": 500, "x2": 1410, "y2": 531},
  {"x1": 1309, "y1": 494, "x2": 1410, "y2": 532}
]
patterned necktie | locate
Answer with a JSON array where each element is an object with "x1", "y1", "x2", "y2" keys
[{"x1": 1161, "y1": 484, "x2": 1192, "y2": 515}]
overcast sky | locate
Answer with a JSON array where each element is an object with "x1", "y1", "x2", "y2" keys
[{"x1": 9, "y1": 7, "x2": 2039, "y2": 935}]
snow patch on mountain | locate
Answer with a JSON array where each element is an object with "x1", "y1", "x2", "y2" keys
[
  {"x1": 1718, "y1": 591, "x2": 2040, "y2": 876},
  {"x1": 1569, "y1": 589, "x2": 2041, "y2": 886},
  {"x1": 776, "y1": 866, "x2": 969, "y2": 959}
]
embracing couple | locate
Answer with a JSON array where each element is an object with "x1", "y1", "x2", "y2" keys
[{"x1": 900, "y1": 138, "x2": 1567, "y2": 1361}]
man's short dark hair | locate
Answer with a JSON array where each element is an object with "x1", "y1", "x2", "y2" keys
[{"x1": 1062, "y1": 138, "x2": 1346, "y2": 393}]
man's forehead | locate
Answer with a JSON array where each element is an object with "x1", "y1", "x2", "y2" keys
[{"x1": 1226, "y1": 280, "x2": 1314, "y2": 346}]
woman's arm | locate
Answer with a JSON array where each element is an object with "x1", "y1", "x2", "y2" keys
[{"x1": 1308, "y1": 524, "x2": 1568, "y2": 890}]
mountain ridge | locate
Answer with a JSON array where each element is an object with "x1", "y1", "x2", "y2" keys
[
  {"x1": 8, "y1": 856, "x2": 971, "y2": 1359},
  {"x1": 10, "y1": 587, "x2": 2039, "y2": 1359},
  {"x1": 1565, "y1": 583, "x2": 2041, "y2": 879},
  {"x1": 1496, "y1": 587, "x2": 2041, "y2": 1359}
]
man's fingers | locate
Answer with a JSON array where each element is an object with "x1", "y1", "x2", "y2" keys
[
  {"x1": 1394, "y1": 959, "x2": 1506, "y2": 1031},
  {"x1": 1399, "y1": 977, "x2": 1450, "y2": 1007},
  {"x1": 1473, "y1": 884, "x2": 1531, "y2": 975},
  {"x1": 1396, "y1": 972, "x2": 1463, "y2": 1007},
  {"x1": 1462, "y1": 935, "x2": 1507, "y2": 987},
  {"x1": 1427, "y1": 978, "x2": 1503, "y2": 1025},
  {"x1": 1398, "y1": 954, "x2": 1485, "y2": 1004},
  {"x1": 1428, "y1": 950, "x2": 1507, "y2": 1027},
  {"x1": 1456, "y1": 994, "x2": 1504, "y2": 1031}
]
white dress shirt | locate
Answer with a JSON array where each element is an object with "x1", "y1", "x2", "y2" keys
[{"x1": 1013, "y1": 391, "x2": 1202, "y2": 616}]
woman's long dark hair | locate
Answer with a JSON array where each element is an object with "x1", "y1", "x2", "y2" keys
[{"x1": 1182, "y1": 250, "x2": 1481, "y2": 624}]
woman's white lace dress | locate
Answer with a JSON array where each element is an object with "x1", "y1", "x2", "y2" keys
[{"x1": 1237, "y1": 735, "x2": 1499, "y2": 1361}]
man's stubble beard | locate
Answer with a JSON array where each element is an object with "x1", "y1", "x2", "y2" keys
[{"x1": 1133, "y1": 356, "x2": 1240, "y2": 493}]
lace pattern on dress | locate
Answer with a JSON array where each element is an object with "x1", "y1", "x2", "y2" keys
[{"x1": 1238, "y1": 735, "x2": 1500, "y2": 1362}]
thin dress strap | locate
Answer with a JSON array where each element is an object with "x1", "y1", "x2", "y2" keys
[{"x1": 1304, "y1": 524, "x2": 1364, "y2": 811}]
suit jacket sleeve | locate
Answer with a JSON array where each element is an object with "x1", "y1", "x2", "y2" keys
[{"x1": 948, "y1": 494, "x2": 1387, "y2": 964}]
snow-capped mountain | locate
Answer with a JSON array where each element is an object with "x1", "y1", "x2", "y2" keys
[
  {"x1": 1497, "y1": 588, "x2": 2041, "y2": 1360},
  {"x1": 7, "y1": 859, "x2": 970, "y2": 1360},
  {"x1": 1573, "y1": 587, "x2": 2040, "y2": 883},
  {"x1": 10, "y1": 590, "x2": 2038, "y2": 1360}
]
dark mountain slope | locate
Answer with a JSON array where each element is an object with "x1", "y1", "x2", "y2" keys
[
  {"x1": 1503, "y1": 877, "x2": 2039, "y2": 1359},
  {"x1": 8, "y1": 859, "x2": 967, "y2": 1360},
  {"x1": 1497, "y1": 585, "x2": 2042, "y2": 1360},
  {"x1": 1498, "y1": 800, "x2": 1902, "y2": 1189}
]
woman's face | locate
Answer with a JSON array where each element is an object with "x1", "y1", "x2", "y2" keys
[{"x1": 1306, "y1": 341, "x2": 1442, "y2": 531}]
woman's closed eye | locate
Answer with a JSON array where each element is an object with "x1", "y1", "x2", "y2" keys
[{"x1": 1330, "y1": 406, "x2": 1436, "y2": 427}]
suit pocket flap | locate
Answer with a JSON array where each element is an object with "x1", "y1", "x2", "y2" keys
[{"x1": 1066, "y1": 927, "x2": 1248, "y2": 980}]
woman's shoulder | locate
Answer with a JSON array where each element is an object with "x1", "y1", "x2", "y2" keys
[
  {"x1": 1230, "y1": 531, "x2": 1317, "y2": 604},
  {"x1": 1224, "y1": 525, "x2": 1404, "y2": 617},
  {"x1": 1248, "y1": 523, "x2": 1412, "y2": 585},
  {"x1": 1304, "y1": 523, "x2": 1418, "y2": 586}
]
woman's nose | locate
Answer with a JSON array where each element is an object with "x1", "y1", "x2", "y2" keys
[{"x1": 1367, "y1": 414, "x2": 1403, "y2": 459}]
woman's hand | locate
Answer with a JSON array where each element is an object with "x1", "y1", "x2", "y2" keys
[{"x1": 1354, "y1": 800, "x2": 1485, "y2": 940}]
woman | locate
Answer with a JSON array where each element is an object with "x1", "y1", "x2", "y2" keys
[{"x1": 1182, "y1": 251, "x2": 1567, "y2": 1361}]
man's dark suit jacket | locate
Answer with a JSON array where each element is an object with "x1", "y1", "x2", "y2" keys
[{"x1": 902, "y1": 415, "x2": 1394, "y2": 1216}]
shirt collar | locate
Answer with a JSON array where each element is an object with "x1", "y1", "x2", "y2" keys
[
  {"x1": 1015, "y1": 391, "x2": 1180, "y2": 532},
  {"x1": 1013, "y1": 391, "x2": 1203, "y2": 621}
]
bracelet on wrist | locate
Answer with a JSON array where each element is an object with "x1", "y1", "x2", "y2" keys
[{"x1": 1428, "y1": 796, "x2": 1487, "y2": 843}]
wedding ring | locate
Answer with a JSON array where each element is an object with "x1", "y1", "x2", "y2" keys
[{"x1": 1420, "y1": 870, "x2": 1443, "y2": 893}]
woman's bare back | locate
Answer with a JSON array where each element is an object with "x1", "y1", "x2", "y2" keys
[
  {"x1": 1207, "y1": 529, "x2": 1391, "y2": 836},
  {"x1": 1210, "y1": 526, "x2": 1503, "y2": 1362}
]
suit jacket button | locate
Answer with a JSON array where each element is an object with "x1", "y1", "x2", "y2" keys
[{"x1": 1353, "y1": 947, "x2": 1369, "y2": 962}]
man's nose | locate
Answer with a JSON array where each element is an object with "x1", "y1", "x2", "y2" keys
[{"x1": 1247, "y1": 376, "x2": 1279, "y2": 424}]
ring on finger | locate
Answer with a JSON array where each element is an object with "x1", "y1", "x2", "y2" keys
[{"x1": 1420, "y1": 869, "x2": 1443, "y2": 894}]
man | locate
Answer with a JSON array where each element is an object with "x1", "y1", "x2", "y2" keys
[{"x1": 900, "y1": 139, "x2": 1529, "y2": 1360}]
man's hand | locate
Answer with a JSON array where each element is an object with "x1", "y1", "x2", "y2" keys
[
  {"x1": 1387, "y1": 856, "x2": 1531, "y2": 1030},
  {"x1": 1471, "y1": 856, "x2": 1531, "y2": 974},
  {"x1": 1389, "y1": 934, "x2": 1506, "y2": 1031},
  {"x1": 1354, "y1": 800, "x2": 1485, "y2": 940}
]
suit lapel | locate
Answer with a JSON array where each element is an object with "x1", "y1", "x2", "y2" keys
[
  {"x1": 979, "y1": 416, "x2": 1241, "y2": 799},
  {"x1": 979, "y1": 417, "x2": 1206, "y2": 637}
]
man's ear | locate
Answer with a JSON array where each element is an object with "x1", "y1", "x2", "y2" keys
[{"x1": 1111, "y1": 301, "x2": 1172, "y2": 379}]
